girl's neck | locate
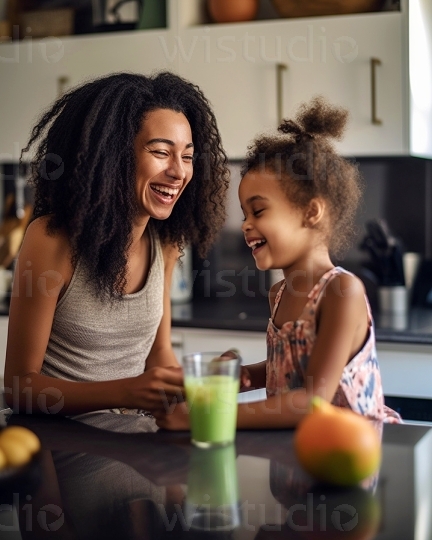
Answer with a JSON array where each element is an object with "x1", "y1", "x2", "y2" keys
[{"x1": 282, "y1": 253, "x2": 334, "y2": 294}]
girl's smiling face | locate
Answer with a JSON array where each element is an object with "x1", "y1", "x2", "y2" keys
[
  {"x1": 239, "y1": 169, "x2": 312, "y2": 272},
  {"x1": 134, "y1": 108, "x2": 194, "y2": 223}
]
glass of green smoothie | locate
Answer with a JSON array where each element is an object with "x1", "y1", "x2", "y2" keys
[
  {"x1": 182, "y1": 351, "x2": 242, "y2": 448},
  {"x1": 185, "y1": 443, "x2": 241, "y2": 531}
]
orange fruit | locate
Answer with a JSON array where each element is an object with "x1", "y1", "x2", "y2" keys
[{"x1": 294, "y1": 397, "x2": 381, "y2": 486}]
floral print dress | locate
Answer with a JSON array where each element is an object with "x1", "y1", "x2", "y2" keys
[{"x1": 266, "y1": 266, "x2": 401, "y2": 423}]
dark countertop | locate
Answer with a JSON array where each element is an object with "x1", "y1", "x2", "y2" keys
[
  {"x1": 3, "y1": 293, "x2": 432, "y2": 345},
  {"x1": 172, "y1": 297, "x2": 432, "y2": 345},
  {"x1": 0, "y1": 410, "x2": 430, "y2": 539}
]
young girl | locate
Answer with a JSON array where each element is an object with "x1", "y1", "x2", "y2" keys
[
  {"x1": 4, "y1": 72, "x2": 229, "y2": 418},
  {"x1": 155, "y1": 96, "x2": 401, "y2": 430}
]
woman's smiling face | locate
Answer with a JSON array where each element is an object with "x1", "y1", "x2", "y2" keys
[{"x1": 134, "y1": 108, "x2": 194, "y2": 223}]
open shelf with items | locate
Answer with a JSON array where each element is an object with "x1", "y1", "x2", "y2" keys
[{"x1": 173, "y1": 0, "x2": 401, "y2": 28}]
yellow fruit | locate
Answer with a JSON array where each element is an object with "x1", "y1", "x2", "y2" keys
[
  {"x1": 0, "y1": 426, "x2": 41, "y2": 454},
  {"x1": 0, "y1": 437, "x2": 32, "y2": 467},
  {"x1": 294, "y1": 397, "x2": 381, "y2": 486}
]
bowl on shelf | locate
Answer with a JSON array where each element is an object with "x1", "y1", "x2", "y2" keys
[
  {"x1": 271, "y1": 0, "x2": 385, "y2": 18},
  {"x1": 207, "y1": 0, "x2": 259, "y2": 23}
]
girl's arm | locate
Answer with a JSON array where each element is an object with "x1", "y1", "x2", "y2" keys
[
  {"x1": 155, "y1": 273, "x2": 368, "y2": 430},
  {"x1": 241, "y1": 361, "x2": 267, "y2": 389},
  {"x1": 238, "y1": 272, "x2": 369, "y2": 428},
  {"x1": 4, "y1": 219, "x2": 183, "y2": 415}
]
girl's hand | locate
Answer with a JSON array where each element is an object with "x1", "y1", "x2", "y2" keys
[
  {"x1": 240, "y1": 365, "x2": 252, "y2": 390},
  {"x1": 153, "y1": 401, "x2": 190, "y2": 431},
  {"x1": 126, "y1": 367, "x2": 184, "y2": 411},
  {"x1": 218, "y1": 349, "x2": 251, "y2": 390}
]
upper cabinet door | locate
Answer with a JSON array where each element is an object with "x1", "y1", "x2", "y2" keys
[
  {"x1": 0, "y1": 39, "x2": 67, "y2": 160},
  {"x1": 61, "y1": 29, "x2": 178, "y2": 89},
  {"x1": 281, "y1": 13, "x2": 404, "y2": 157},
  {"x1": 178, "y1": 12, "x2": 404, "y2": 159},
  {"x1": 0, "y1": 29, "x2": 177, "y2": 160}
]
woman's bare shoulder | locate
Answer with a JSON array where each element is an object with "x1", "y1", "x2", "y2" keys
[
  {"x1": 25, "y1": 216, "x2": 68, "y2": 245},
  {"x1": 21, "y1": 216, "x2": 73, "y2": 275}
]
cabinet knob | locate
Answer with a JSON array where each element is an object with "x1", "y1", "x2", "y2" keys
[
  {"x1": 276, "y1": 63, "x2": 288, "y2": 125},
  {"x1": 370, "y1": 57, "x2": 382, "y2": 126}
]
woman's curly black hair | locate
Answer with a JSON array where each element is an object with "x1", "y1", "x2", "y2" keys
[
  {"x1": 22, "y1": 71, "x2": 229, "y2": 299},
  {"x1": 241, "y1": 96, "x2": 363, "y2": 257}
]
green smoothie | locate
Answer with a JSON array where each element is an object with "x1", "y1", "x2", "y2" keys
[{"x1": 185, "y1": 375, "x2": 239, "y2": 446}]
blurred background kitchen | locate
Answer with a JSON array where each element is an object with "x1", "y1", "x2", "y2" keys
[{"x1": 1, "y1": 0, "x2": 429, "y2": 315}]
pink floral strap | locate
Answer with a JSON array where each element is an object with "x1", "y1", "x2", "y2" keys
[{"x1": 271, "y1": 280, "x2": 286, "y2": 320}]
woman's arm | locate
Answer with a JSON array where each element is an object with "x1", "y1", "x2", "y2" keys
[{"x1": 4, "y1": 219, "x2": 183, "y2": 415}]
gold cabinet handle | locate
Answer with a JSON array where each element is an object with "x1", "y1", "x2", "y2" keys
[
  {"x1": 276, "y1": 63, "x2": 288, "y2": 125},
  {"x1": 370, "y1": 58, "x2": 382, "y2": 125},
  {"x1": 57, "y1": 76, "x2": 70, "y2": 97}
]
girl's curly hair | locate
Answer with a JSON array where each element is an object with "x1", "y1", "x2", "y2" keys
[
  {"x1": 241, "y1": 96, "x2": 363, "y2": 257},
  {"x1": 22, "y1": 71, "x2": 229, "y2": 299}
]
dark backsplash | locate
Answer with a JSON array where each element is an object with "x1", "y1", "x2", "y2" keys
[{"x1": 192, "y1": 156, "x2": 432, "y2": 307}]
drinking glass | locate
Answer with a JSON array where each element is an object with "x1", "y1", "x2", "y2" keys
[{"x1": 182, "y1": 351, "x2": 241, "y2": 448}]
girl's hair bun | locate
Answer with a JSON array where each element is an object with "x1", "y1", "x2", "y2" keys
[
  {"x1": 278, "y1": 96, "x2": 349, "y2": 141},
  {"x1": 277, "y1": 118, "x2": 303, "y2": 137}
]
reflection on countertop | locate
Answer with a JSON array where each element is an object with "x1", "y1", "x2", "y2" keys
[
  {"x1": 172, "y1": 296, "x2": 432, "y2": 345},
  {"x1": 0, "y1": 411, "x2": 431, "y2": 540}
]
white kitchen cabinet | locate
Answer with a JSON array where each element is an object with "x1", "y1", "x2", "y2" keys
[
  {"x1": 376, "y1": 341, "x2": 432, "y2": 400},
  {"x1": 60, "y1": 29, "x2": 178, "y2": 92},
  {"x1": 0, "y1": 25, "x2": 178, "y2": 160},
  {"x1": 171, "y1": 327, "x2": 267, "y2": 365},
  {"x1": 176, "y1": 0, "x2": 432, "y2": 159},
  {"x1": 172, "y1": 327, "x2": 432, "y2": 403},
  {"x1": 0, "y1": 39, "x2": 67, "y2": 161}
]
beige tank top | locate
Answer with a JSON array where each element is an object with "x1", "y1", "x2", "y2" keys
[{"x1": 41, "y1": 227, "x2": 164, "y2": 382}]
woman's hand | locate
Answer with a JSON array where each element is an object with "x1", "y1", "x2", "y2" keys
[
  {"x1": 153, "y1": 401, "x2": 190, "y2": 431},
  {"x1": 126, "y1": 366, "x2": 184, "y2": 411}
]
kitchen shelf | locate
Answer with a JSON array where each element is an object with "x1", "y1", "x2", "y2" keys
[{"x1": 179, "y1": 0, "x2": 401, "y2": 28}]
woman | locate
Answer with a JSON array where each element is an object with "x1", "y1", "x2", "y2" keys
[{"x1": 4, "y1": 71, "x2": 229, "y2": 417}]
